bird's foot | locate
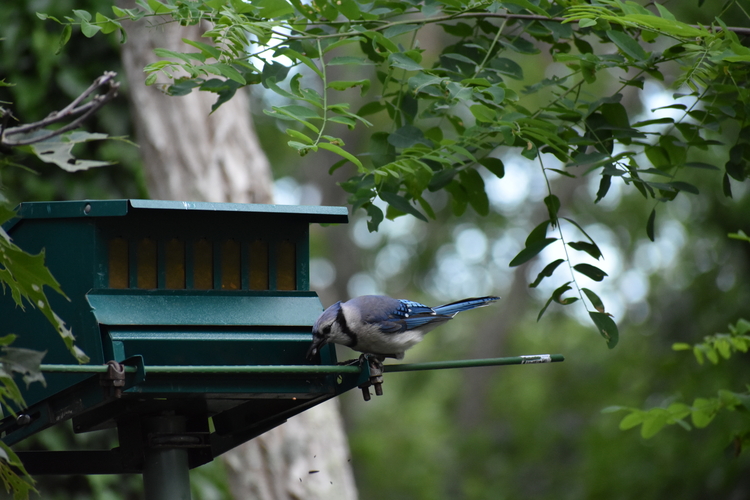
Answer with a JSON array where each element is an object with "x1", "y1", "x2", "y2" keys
[{"x1": 358, "y1": 354, "x2": 385, "y2": 401}]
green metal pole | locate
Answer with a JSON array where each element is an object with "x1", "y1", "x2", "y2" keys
[
  {"x1": 142, "y1": 415, "x2": 191, "y2": 500},
  {"x1": 383, "y1": 354, "x2": 565, "y2": 372},
  {"x1": 39, "y1": 354, "x2": 564, "y2": 375}
]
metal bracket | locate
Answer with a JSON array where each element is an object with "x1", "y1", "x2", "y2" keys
[{"x1": 100, "y1": 360, "x2": 126, "y2": 399}]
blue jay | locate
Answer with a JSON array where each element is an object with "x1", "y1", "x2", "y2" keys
[{"x1": 306, "y1": 295, "x2": 500, "y2": 360}]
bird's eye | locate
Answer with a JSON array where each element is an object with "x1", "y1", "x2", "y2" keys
[{"x1": 322, "y1": 325, "x2": 331, "y2": 334}]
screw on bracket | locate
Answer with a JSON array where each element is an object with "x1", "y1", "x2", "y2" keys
[
  {"x1": 16, "y1": 414, "x2": 31, "y2": 426},
  {"x1": 358, "y1": 355, "x2": 385, "y2": 401},
  {"x1": 100, "y1": 360, "x2": 126, "y2": 399}
]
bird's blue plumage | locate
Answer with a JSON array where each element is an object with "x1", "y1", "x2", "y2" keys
[
  {"x1": 307, "y1": 295, "x2": 500, "y2": 359},
  {"x1": 433, "y1": 297, "x2": 499, "y2": 315}
]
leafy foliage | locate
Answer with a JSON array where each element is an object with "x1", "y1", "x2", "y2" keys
[
  {"x1": 47, "y1": 0, "x2": 750, "y2": 345},
  {"x1": 1, "y1": 71, "x2": 122, "y2": 173},
  {"x1": 0, "y1": 334, "x2": 40, "y2": 500},
  {"x1": 605, "y1": 318, "x2": 750, "y2": 451},
  {"x1": 0, "y1": 55, "x2": 112, "y2": 498},
  {"x1": 0, "y1": 204, "x2": 89, "y2": 364},
  {"x1": 0, "y1": 200, "x2": 87, "y2": 499}
]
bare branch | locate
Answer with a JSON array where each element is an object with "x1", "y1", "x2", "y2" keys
[{"x1": 1, "y1": 72, "x2": 120, "y2": 147}]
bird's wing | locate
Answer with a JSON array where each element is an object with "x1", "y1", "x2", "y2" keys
[
  {"x1": 432, "y1": 296, "x2": 500, "y2": 316},
  {"x1": 376, "y1": 299, "x2": 452, "y2": 333}
]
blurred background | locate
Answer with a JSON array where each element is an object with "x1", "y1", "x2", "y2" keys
[{"x1": 1, "y1": 0, "x2": 749, "y2": 498}]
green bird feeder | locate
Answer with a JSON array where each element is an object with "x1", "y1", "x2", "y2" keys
[
  {"x1": 0, "y1": 199, "x2": 564, "y2": 499},
  {"x1": 0, "y1": 200, "x2": 366, "y2": 485}
]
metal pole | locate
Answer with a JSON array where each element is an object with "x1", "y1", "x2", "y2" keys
[
  {"x1": 39, "y1": 354, "x2": 565, "y2": 374},
  {"x1": 143, "y1": 414, "x2": 191, "y2": 500}
]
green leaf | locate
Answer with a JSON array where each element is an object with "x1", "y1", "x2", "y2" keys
[
  {"x1": 445, "y1": 181, "x2": 468, "y2": 216},
  {"x1": 388, "y1": 125, "x2": 428, "y2": 148},
  {"x1": 112, "y1": 6, "x2": 128, "y2": 17},
  {"x1": 317, "y1": 142, "x2": 364, "y2": 171},
  {"x1": 641, "y1": 410, "x2": 668, "y2": 438},
  {"x1": 589, "y1": 311, "x2": 619, "y2": 348},
  {"x1": 654, "y1": 3, "x2": 676, "y2": 20},
  {"x1": 382, "y1": 24, "x2": 420, "y2": 38},
  {"x1": 525, "y1": 220, "x2": 551, "y2": 246},
  {"x1": 146, "y1": 0, "x2": 177, "y2": 14},
  {"x1": 579, "y1": 18, "x2": 597, "y2": 28},
  {"x1": 370, "y1": 132, "x2": 396, "y2": 169},
  {"x1": 538, "y1": 282, "x2": 577, "y2": 321},
  {"x1": 72, "y1": 9, "x2": 92, "y2": 21},
  {"x1": 389, "y1": 53, "x2": 423, "y2": 71},
  {"x1": 266, "y1": 105, "x2": 320, "y2": 133},
  {"x1": 286, "y1": 128, "x2": 313, "y2": 145},
  {"x1": 490, "y1": 58, "x2": 524, "y2": 79},
  {"x1": 365, "y1": 203, "x2": 384, "y2": 232},
  {"x1": 568, "y1": 241, "x2": 602, "y2": 260},
  {"x1": 544, "y1": 194, "x2": 561, "y2": 221},
  {"x1": 606, "y1": 30, "x2": 648, "y2": 61},
  {"x1": 145, "y1": 72, "x2": 158, "y2": 86},
  {"x1": 574, "y1": 263, "x2": 608, "y2": 282},
  {"x1": 0, "y1": 335, "x2": 17, "y2": 347},
  {"x1": 684, "y1": 162, "x2": 719, "y2": 171},
  {"x1": 329, "y1": 56, "x2": 373, "y2": 66},
  {"x1": 182, "y1": 38, "x2": 222, "y2": 59},
  {"x1": 561, "y1": 217, "x2": 601, "y2": 252},
  {"x1": 327, "y1": 79, "x2": 371, "y2": 96},
  {"x1": 255, "y1": 0, "x2": 294, "y2": 18},
  {"x1": 647, "y1": 208, "x2": 656, "y2": 241},
  {"x1": 80, "y1": 19, "x2": 102, "y2": 38},
  {"x1": 94, "y1": 13, "x2": 120, "y2": 34},
  {"x1": 669, "y1": 181, "x2": 699, "y2": 195},
  {"x1": 529, "y1": 259, "x2": 565, "y2": 288},
  {"x1": 459, "y1": 169, "x2": 489, "y2": 216},
  {"x1": 379, "y1": 191, "x2": 428, "y2": 222},
  {"x1": 595, "y1": 174, "x2": 611, "y2": 203},
  {"x1": 501, "y1": 0, "x2": 550, "y2": 17},
  {"x1": 582, "y1": 288, "x2": 605, "y2": 313},
  {"x1": 56, "y1": 24, "x2": 73, "y2": 54},
  {"x1": 209, "y1": 63, "x2": 246, "y2": 85},
  {"x1": 691, "y1": 398, "x2": 717, "y2": 428},
  {"x1": 510, "y1": 238, "x2": 557, "y2": 267},
  {"x1": 729, "y1": 230, "x2": 750, "y2": 243},
  {"x1": 440, "y1": 22, "x2": 474, "y2": 37},
  {"x1": 645, "y1": 145, "x2": 671, "y2": 170},
  {"x1": 470, "y1": 104, "x2": 497, "y2": 123},
  {"x1": 479, "y1": 157, "x2": 504, "y2": 178},
  {"x1": 619, "y1": 410, "x2": 644, "y2": 430},
  {"x1": 335, "y1": 0, "x2": 361, "y2": 20}
]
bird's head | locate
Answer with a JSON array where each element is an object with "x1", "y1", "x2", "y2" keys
[{"x1": 306, "y1": 301, "x2": 342, "y2": 360}]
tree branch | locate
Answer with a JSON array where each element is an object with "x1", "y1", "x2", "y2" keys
[
  {"x1": 1, "y1": 72, "x2": 120, "y2": 147},
  {"x1": 286, "y1": 11, "x2": 750, "y2": 39}
]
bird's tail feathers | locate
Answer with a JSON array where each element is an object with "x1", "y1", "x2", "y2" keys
[{"x1": 433, "y1": 296, "x2": 500, "y2": 316}]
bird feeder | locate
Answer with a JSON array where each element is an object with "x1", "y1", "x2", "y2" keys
[
  {"x1": 0, "y1": 199, "x2": 564, "y2": 500},
  {"x1": 0, "y1": 200, "x2": 365, "y2": 483}
]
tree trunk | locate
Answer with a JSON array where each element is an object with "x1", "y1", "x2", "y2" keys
[{"x1": 119, "y1": 13, "x2": 358, "y2": 500}]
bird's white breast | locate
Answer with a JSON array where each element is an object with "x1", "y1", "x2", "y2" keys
[{"x1": 354, "y1": 326, "x2": 426, "y2": 356}]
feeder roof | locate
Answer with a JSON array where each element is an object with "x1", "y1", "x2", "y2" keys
[{"x1": 13, "y1": 199, "x2": 349, "y2": 223}]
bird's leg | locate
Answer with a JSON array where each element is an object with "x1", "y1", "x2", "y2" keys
[{"x1": 358, "y1": 354, "x2": 385, "y2": 401}]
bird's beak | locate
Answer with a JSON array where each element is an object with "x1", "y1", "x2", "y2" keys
[{"x1": 306, "y1": 336, "x2": 326, "y2": 360}]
